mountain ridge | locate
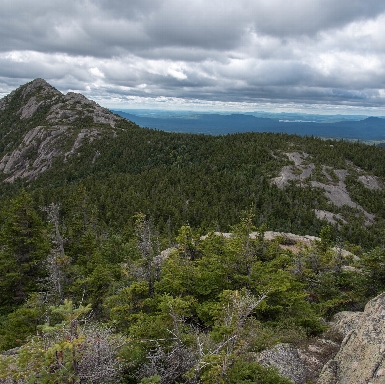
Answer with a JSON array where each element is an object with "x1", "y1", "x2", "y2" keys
[
  {"x1": 113, "y1": 109, "x2": 385, "y2": 140},
  {"x1": 0, "y1": 78, "x2": 125, "y2": 182}
]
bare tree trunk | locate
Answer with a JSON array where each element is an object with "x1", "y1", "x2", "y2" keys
[{"x1": 42, "y1": 203, "x2": 69, "y2": 302}]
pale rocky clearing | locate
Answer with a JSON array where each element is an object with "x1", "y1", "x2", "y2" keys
[{"x1": 271, "y1": 151, "x2": 381, "y2": 226}]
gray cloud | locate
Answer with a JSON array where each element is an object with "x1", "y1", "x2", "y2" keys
[
  {"x1": 248, "y1": 0, "x2": 385, "y2": 36},
  {"x1": 0, "y1": 0, "x2": 385, "y2": 112}
]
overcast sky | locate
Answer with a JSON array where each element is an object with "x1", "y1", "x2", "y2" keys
[{"x1": 1, "y1": 0, "x2": 385, "y2": 114}]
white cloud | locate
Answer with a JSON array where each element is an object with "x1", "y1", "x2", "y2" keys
[
  {"x1": 89, "y1": 67, "x2": 105, "y2": 78},
  {"x1": 167, "y1": 68, "x2": 187, "y2": 80}
]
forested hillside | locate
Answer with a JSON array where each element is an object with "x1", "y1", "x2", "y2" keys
[
  {"x1": 1, "y1": 80, "x2": 385, "y2": 248},
  {"x1": 1, "y1": 79, "x2": 385, "y2": 383}
]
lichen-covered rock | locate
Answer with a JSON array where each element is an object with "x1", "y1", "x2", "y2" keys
[
  {"x1": 64, "y1": 128, "x2": 100, "y2": 161},
  {"x1": 17, "y1": 78, "x2": 61, "y2": 119},
  {"x1": 331, "y1": 311, "x2": 363, "y2": 338},
  {"x1": 358, "y1": 175, "x2": 382, "y2": 190},
  {"x1": 271, "y1": 152, "x2": 379, "y2": 225},
  {"x1": 46, "y1": 91, "x2": 121, "y2": 127},
  {"x1": 20, "y1": 78, "x2": 61, "y2": 100},
  {"x1": 258, "y1": 343, "x2": 311, "y2": 384},
  {"x1": 318, "y1": 292, "x2": 385, "y2": 384},
  {"x1": 257, "y1": 337, "x2": 340, "y2": 384}
]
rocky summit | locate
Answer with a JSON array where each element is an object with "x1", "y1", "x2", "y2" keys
[{"x1": 0, "y1": 78, "x2": 123, "y2": 182}]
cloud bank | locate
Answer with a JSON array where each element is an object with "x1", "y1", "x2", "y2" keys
[{"x1": 1, "y1": 0, "x2": 385, "y2": 112}]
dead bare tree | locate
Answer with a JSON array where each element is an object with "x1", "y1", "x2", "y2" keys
[
  {"x1": 77, "y1": 323, "x2": 126, "y2": 383},
  {"x1": 42, "y1": 203, "x2": 70, "y2": 303},
  {"x1": 136, "y1": 306, "x2": 197, "y2": 384},
  {"x1": 136, "y1": 290, "x2": 267, "y2": 384},
  {"x1": 201, "y1": 290, "x2": 267, "y2": 382},
  {"x1": 135, "y1": 214, "x2": 160, "y2": 297}
]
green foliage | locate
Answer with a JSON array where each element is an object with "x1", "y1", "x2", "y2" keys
[
  {"x1": 1, "y1": 117, "x2": 382, "y2": 249},
  {"x1": 0, "y1": 200, "x2": 380, "y2": 383},
  {"x1": 226, "y1": 361, "x2": 292, "y2": 384},
  {"x1": 318, "y1": 225, "x2": 335, "y2": 253},
  {"x1": 290, "y1": 238, "x2": 364, "y2": 317},
  {"x1": 139, "y1": 376, "x2": 161, "y2": 384},
  {"x1": 0, "y1": 190, "x2": 50, "y2": 314},
  {"x1": 358, "y1": 247, "x2": 385, "y2": 297},
  {"x1": 0, "y1": 294, "x2": 45, "y2": 351}
]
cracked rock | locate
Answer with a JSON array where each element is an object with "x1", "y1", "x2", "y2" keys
[{"x1": 318, "y1": 292, "x2": 385, "y2": 384}]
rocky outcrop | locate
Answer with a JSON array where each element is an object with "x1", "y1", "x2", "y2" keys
[
  {"x1": 257, "y1": 338, "x2": 341, "y2": 384},
  {"x1": 200, "y1": 231, "x2": 355, "y2": 259},
  {"x1": 358, "y1": 175, "x2": 382, "y2": 190},
  {"x1": 330, "y1": 311, "x2": 363, "y2": 338},
  {"x1": 262, "y1": 231, "x2": 320, "y2": 244},
  {"x1": 0, "y1": 96, "x2": 8, "y2": 111},
  {"x1": 271, "y1": 152, "x2": 315, "y2": 189},
  {"x1": 318, "y1": 292, "x2": 385, "y2": 384},
  {"x1": 311, "y1": 169, "x2": 375, "y2": 225},
  {"x1": 64, "y1": 128, "x2": 100, "y2": 161},
  {"x1": 0, "y1": 125, "x2": 66, "y2": 182},
  {"x1": 258, "y1": 343, "x2": 311, "y2": 383},
  {"x1": 314, "y1": 210, "x2": 347, "y2": 225},
  {"x1": 17, "y1": 78, "x2": 61, "y2": 119},
  {"x1": 200, "y1": 231, "x2": 320, "y2": 244},
  {"x1": 271, "y1": 151, "x2": 378, "y2": 226},
  {"x1": 253, "y1": 294, "x2": 385, "y2": 384},
  {"x1": 19, "y1": 78, "x2": 60, "y2": 100},
  {"x1": 0, "y1": 125, "x2": 112, "y2": 182}
]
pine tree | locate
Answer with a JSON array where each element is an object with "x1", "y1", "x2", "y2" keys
[{"x1": 0, "y1": 191, "x2": 50, "y2": 313}]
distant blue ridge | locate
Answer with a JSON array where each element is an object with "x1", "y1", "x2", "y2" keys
[{"x1": 112, "y1": 110, "x2": 385, "y2": 141}]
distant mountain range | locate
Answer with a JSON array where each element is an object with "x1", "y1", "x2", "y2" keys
[{"x1": 113, "y1": 110, "x2": 385, "y2": 141}]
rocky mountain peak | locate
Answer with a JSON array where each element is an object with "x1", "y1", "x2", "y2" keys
[
  {"x1": 0, "y1": 79, "x2": 125, "y2": 182},
  {"x1": 20, "y1": 78, "x2": 61, "y2": 99}
]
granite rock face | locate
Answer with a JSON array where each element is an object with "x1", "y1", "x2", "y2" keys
[
  {"x1": 330, "y1": 311, "x2": 363, "y2": 338},
  {"x1": 0, "y1": 125, "x2": 104, "y2": 182},
  {"x1": 318, "y1": 292, "x2": 385, "y2": 384},
  {"x1": 17, "y1": 78, "x2": 61, "y2": 119}
]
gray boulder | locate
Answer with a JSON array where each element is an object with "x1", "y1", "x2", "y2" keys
[
  {"x1": 258, "y1": 343, "x2": 310, "y2": 383},
  {"x1": 318, "y1": 292, "x2": 385, "y2": 384},
  {"x1": 257, "y1": 338, "x2": 340, "y2": 384}
]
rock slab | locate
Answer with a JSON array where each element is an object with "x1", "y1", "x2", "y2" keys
[{"x1": 318, "y1": 292, "x2": 385, "y2": 384}]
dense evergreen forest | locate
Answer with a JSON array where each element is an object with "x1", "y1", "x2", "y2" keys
[
  {"x1": 1, "y1": 80, "x2": 385, "y2": 382},
  {"x1": 3, "y1": 120, "x2": 385, "y2": 249}
]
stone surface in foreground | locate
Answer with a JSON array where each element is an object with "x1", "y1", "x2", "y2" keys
[{"x1": 318, "y1": 292, "x2": 385, "y2": 384}]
